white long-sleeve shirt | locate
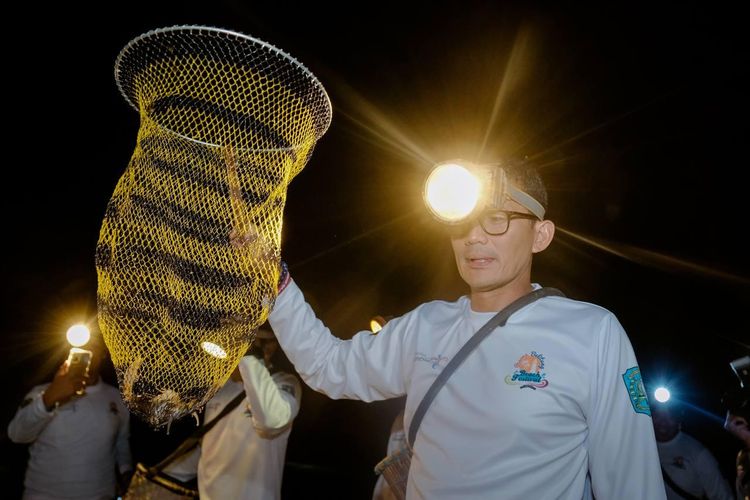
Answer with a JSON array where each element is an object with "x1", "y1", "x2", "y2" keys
[
  {"x1": 269, "y1": 280, "x2": 667, "y2": 500},
  {"x1": 658, "y1": 431, "x2": 734, "y2": 500},
  {"x1": 7, "y1": 379, "x2": 132, "y2": 500},
  {"x1": 166, "y1": 355, "x2": 301, "y2": 500}
]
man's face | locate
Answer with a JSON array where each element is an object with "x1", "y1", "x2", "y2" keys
[
  {"x1": 652, "y1": 407, "x2": 680, "y2": 442},
  {"x1": 257, "y1": 337, "x2": 279, "y2": 363},
  {"x1": 450, "y1": 198, "x2": 544, "y2": 294},
  {"x1": 725, "y1": 410, "x2": 750, "y2": 448},
  {"x1": 86, "y1": 340, "x2": 107, "y2": 380}
]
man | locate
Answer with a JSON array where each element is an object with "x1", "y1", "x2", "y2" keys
[
  {"x1": 268, "y1": 159, "x2": 666, "y2": 498},
  {"x1": 8, "y1": 335, "x2": 132, "y2": 499},
  {"x1": 722, "y1": 355, "x2": 750, "y2": 500},
  {"x1": 652, "y1": 403, "x2": 733, "y2": 500},
  {"x1": 167, "y1": 326, "x2": 302, "y2": 500},
  {"x1": 725, "y1": 408, "x2": 750, "y2": 500}
]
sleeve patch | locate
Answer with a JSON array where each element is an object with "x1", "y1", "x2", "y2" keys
[{"x1": 622, "y1": 366, "x2": 651, "y2": 416}]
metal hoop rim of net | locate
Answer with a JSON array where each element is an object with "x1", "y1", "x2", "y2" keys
[{"x1": 114, "y1": 24, "x2": 332, "y2": 150}]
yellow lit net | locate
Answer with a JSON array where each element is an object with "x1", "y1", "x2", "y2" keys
[{"x1": 96, "y1": 26, "x2": 331, "y2": 427}]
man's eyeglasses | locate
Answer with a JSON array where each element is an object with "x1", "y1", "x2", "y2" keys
[{"x1": 453, "y1": 209, "x2": 539, "y2": 236}]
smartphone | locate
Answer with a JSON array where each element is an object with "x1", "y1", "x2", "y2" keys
[
  {"x1": 67, "y1": 348, "x2": 92, "y2": 394},
  {"x1": 730, "y1": 356, "x2": 749, "y2": 388}
]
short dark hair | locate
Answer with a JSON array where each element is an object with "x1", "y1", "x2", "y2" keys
[{"x1": 497, "y1": 158, "x2": 548, "y2": 213}]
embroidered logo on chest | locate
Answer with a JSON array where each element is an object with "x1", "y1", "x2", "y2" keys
[
  {"x1": 414, "y1": 352, "x2": 449, "y2": 370},
  {"x1": 504, "y1": 351, "x2": 549, "y2": 389}
]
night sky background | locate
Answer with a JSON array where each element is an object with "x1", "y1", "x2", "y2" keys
[{"x1": 2, "y1": 1, "x2": 748, "y2": 498}]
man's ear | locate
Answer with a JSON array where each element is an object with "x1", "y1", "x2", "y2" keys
[{"x1": 532, "y1": 220, "x2": 555, "y2": 254}]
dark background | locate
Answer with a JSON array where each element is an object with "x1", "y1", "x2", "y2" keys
[{"x1": 1, "y1": 1, "x2": 748, "y2": 498}]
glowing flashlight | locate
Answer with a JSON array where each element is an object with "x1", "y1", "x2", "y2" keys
[
  {"x1": 65, "y1": 324, "x2": 92, "y2": 395},
  {"x1": 654, "y1": 387, "x2": 671, "y2": 403},
  {"x1": 423, "y1": 160, "x2": 545, "y2": 224},
  {"x1": 66, "y1": 324, "x2": 91, "y2": 347},
  {"x1": 370, "y1": 315, "x2": 392, "y2": 333}
]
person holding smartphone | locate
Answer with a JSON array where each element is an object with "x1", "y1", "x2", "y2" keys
[
  {"x1": 7, "y1": 334, "x2": 133, "y2": 499},
  {"x1": 165, "y1": 325, "x2": 302, "y2": 500}
]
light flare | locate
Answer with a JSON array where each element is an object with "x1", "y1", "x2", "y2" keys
[{"x1": 66, "y1": 324, "x2": 91, "y2": 347}]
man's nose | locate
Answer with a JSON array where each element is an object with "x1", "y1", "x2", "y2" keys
[{"x1": 464, "y1": 222, "x2": 488, "y2": 245}]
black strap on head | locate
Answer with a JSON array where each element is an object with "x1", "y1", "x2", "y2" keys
[{"x1": 407, "y1": 287, "x2": 565, "y2": 447}]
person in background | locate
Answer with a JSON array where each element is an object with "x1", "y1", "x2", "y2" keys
[
  {"x1": 8, "y1": 334, "x2": 132, "y2": 499},
  {"x1": 652, "y1": 402, "x2": 733, "y2": 500},
  {"x1": 167, "y1": 326, "x2": 302, "y2": 500},
  {"x1": 725, "y1": 407, "x2": 750, "y2": 500},
  {"x1": 722, "y1": 355, "x2": 750, "y2": 500}
]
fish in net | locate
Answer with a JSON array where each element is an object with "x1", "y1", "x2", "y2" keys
[{"x1": 97, "y1": 25, "x2": 331, "y2": 427}]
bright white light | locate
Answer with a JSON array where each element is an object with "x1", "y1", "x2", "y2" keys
[
  {"x1": 201, "y1": 341, "x2": 227, "y2": 359},
  {"x1": 654, "y1": 387, "x2": 671, "y2": 403},
  {"x1": 370, "y1": 316, "x2": 385, "y2": 333},
  {"x1": 424, "y1": 163, "x2": 482, "y2": 222},
  {"x1": 66, "y1": 324, "x2": 91, "y2": 347}
]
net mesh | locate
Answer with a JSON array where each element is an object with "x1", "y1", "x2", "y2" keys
[{"x1": 97, "y1": 26, "x2": 331, "y2": 427}]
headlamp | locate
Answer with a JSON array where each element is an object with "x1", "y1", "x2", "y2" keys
[{"x1": 423, "y1": 160, "x2": 545, "y2": 224}]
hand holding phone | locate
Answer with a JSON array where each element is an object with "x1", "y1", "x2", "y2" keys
[{"x1": 42, "y1": 349, "x2": 93, "y2": 410}]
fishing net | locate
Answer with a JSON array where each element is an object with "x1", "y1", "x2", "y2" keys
[{"x1": 96, "y1": 26, "x2": 331, "y2": 427}]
